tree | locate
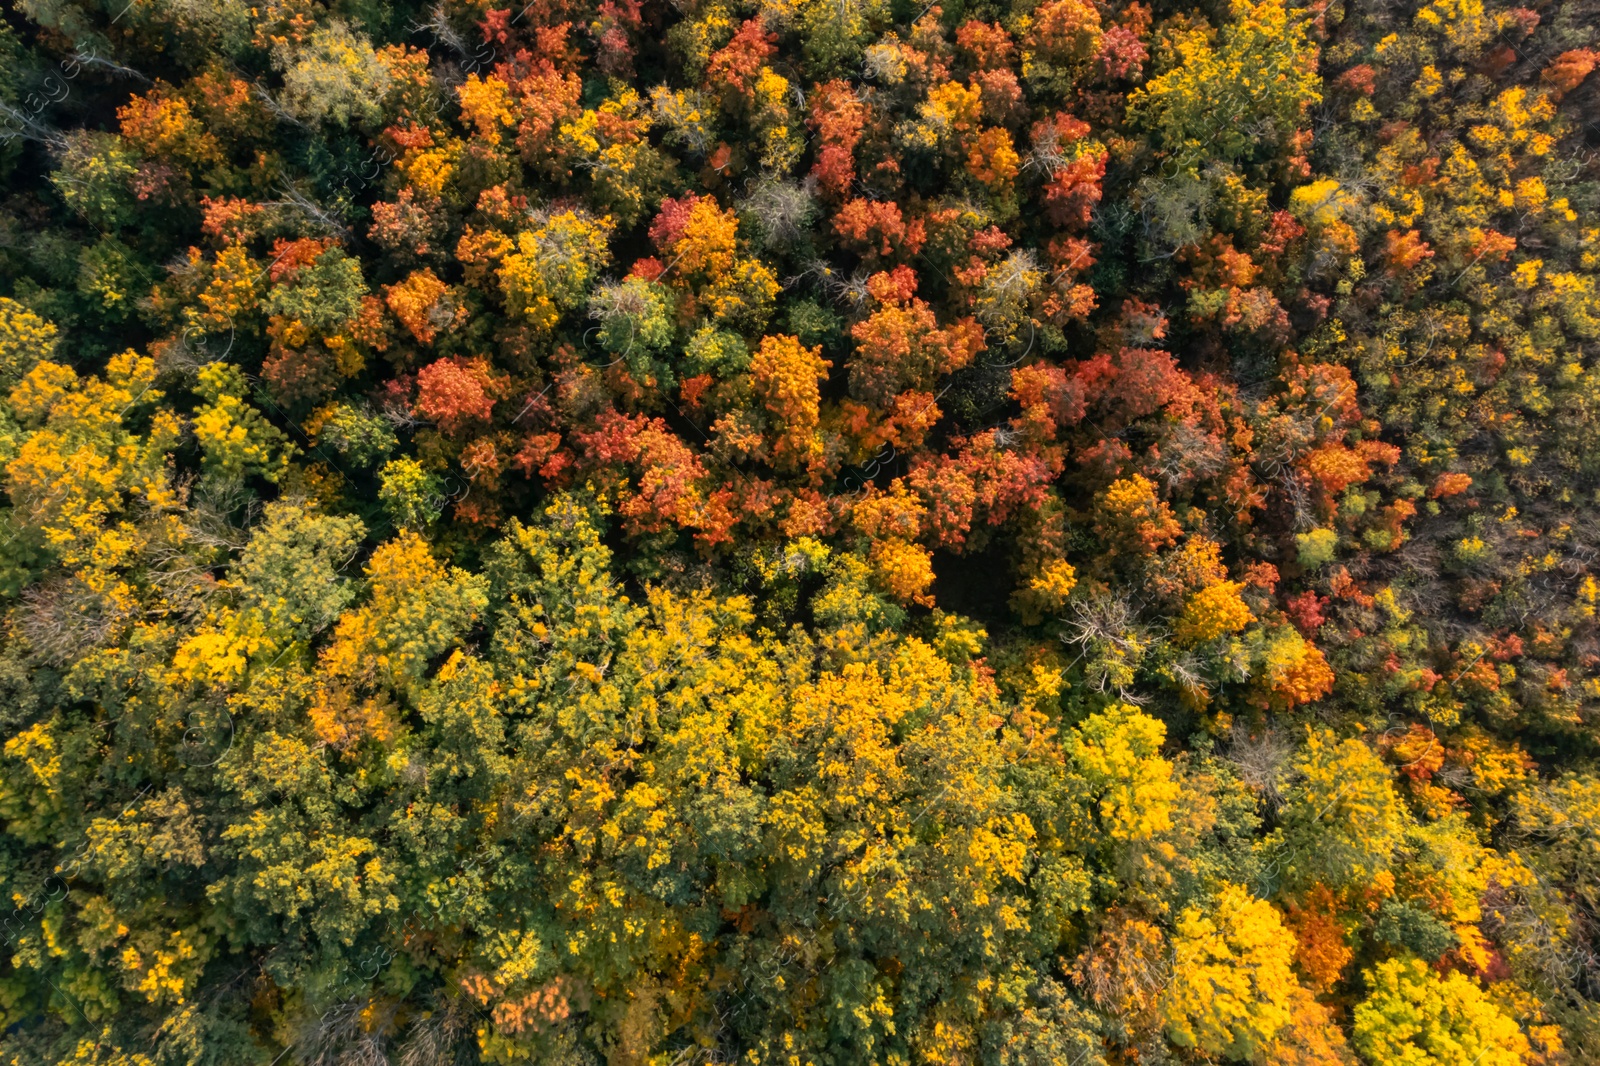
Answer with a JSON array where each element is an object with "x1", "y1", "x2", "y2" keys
[
  {"x1": 191, "y1": 363, "x2": 295, "y2": 485},
  {"x1": 229, "y1": 501, "x2": 364, "y2": 640},
  {"x1": 499, "y1": 210, "x2": 615, "y2": 332},
  {"x1": 1352, "y1": 957, "x2": 1530, "y2": 1066},
  {"x1": 273, "y1": 20, "x2": 393, "y2": 127},
  {"x1": 1274, "y1": 729, "x2": 1409, "y2": 889},
  {"x1": 1, "y1": 0, "x2": 1599, "y2": 1057},
  {"x1": 848, "y1": 266, "x2": 985, "y2": 405},
  {"x1": 1066, "y1": 702, "x2": 1179, "y2": 845},
  {"x1": 1128, "y1": 0, "x2": 1321, "y2": 170},
  {"x1": 751, "y1": 334, "x2": 832, "y2": 473},
  {"x1": 310, "y1": 531, "x2": 488, "y2": 747},
  {"x1": 1161, "y1": 883, "x2": 1300, "y2": 1061}
]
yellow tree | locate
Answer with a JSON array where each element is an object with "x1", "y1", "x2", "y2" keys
[
  {"x1": 1128, "y1": 0, "x2": 1321, "y2": 170},
  {"x1": 1161, "y1": 883, "x2": 1300, "y2": 1061},
  {"x1": 498, "y1": 209, "x2": 615, "y2": 332},
  {"x1": 1352, "y1": 956, "x2": 1530, "y2": 1066},
  {"x1": 1274, "y1": 729, "x2": 1410, "y2": 890},
  {"x1": 750, "y1": 334, "x2": 832, "y2": 475}
]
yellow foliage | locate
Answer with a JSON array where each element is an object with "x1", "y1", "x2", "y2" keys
[
  {"x1": 5, "y1": 353, "x2": 178, "y2": 569},
  {"x1": 191, "y1": 362, "x2": 295, "y2": 483},
  {"x1": 498, "y1": 210, "x2": 615, "y2": 331},
  {"x1": 1280, "y1": 728, "x2": 1410, "y2": 886},
  {"x1": 458, "y1": 73, "x2": 516, "y2": 147},
  {"x1": 1353, "y1": 956, "x2": 1530, "y2": 1066},
  {"x1": 1290, "y1": 179, "x2": 1357, "y2": 227},
  {"x1": 1067, "y1": 703, "x2": 1179, "y2": 843},
  {"x1": 1096, "y1": 473, "x2": 1182, "y2": 553},
  {"x1": 1128, "y1": 0, "x2": 1321, "y2": 168},
  {"x1": 1176, "y1": 580, "x2": 1255, "y2": 643},
  {"x1": 385, "y1": 267, "x2": 452, "y2": 344},
  {"x1": 0, "y1": 297, "x2": 58, "y2": 385},
  {"x1": 751, "y1": 334, "x2": 832, "y2": 471},
  {"x1": 318, "y1": 531, "x2": 489, "y2": 693},
  {"x1": 1010, "y1": 557, "x2": 1079, "y2": 624},
  {"x1": 1162, "y1": 883, "x2": 1300, "y2": 1060},
  {"x1": 869, "y1": 539, "x2": 936, "y2": 606}
]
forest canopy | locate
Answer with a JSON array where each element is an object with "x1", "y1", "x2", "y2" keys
[{"x1": 0, "y1": 0, "x2": 1597, "y2": 1061}]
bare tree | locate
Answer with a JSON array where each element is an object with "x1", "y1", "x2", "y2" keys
[{"x1": 1224, "y1": 725, "x2": 1296, "y2": 811}]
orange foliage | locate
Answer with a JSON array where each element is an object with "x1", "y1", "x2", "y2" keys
[
  {"x1": 1542, "y1": 49, "x2": 1599, "y2": 99},
  {"x1": 707, "y1": 19, "x2": 776, "y2": 98},
  {"x1": 752, "y1": 335, "x2": 832, "y2": 472},
  {"x1": 834, "y1": 199, "x2": 927, "y2": 259},
  {"x1": 415, "y1": 356, "x2": 502, "y2": 435},
  {"x1": 385, "y1": 268, "x2": 452, "y2": 345},
  {"x1": 1384, "y1": 229, "x2": 1435, "y2": 274},
  {"x1": 808, "y1": 81, "x2": 868, "y2": 197},
  {"x1": 1284, "y1": 886, "x2": 1353, "y2": 994}
]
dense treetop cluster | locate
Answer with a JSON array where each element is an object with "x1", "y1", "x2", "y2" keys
[{"x1": 0, "y1": 0, "x2": 1598, "y2": 1061}]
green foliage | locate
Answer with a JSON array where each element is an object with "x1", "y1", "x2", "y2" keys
[
  {"x1": 1353, "y1": 956, "x2": 1530, "y2": 1066},
  {"x1": 231, "y1": 501, "x2": 365, "y2": 639},
  {"x1": 313, "y1": 402, "x2": 397, "y2": 467},
  {"x1": 1129, "y1": 0, "x2": 1322, "y2": 170},
  {"x1": 1296, "y1": 527, "x2": 1339, "y2": 569},
  {"x1": 49, "y1": 133, "x2": 139, "y2": 229},
  {"x1": 377, "y1": 456, "x2": 444, "y2": 531},
  {"x1": 274, "y1": 20, "x2": 393, "y2": 127},
  {"x1": 263, "y1": 248, "x2": 367, "y2": 335},
  {"x1": 1373, "y1": 899, "x2": 1459, "y2": 961},
  {"x1": 192, "y1": 362, "x2": 295, "y2": 483}
]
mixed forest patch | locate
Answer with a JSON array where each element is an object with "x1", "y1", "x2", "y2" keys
[{"x1": 0, "y1": 0, "x2": 1598, "y2": 1060}]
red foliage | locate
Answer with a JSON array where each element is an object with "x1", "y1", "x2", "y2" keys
[
  {"x1": 1117, "y1": 298, "x2": 1168, "y2": 345},
  {"x1": 1010, "y1": 363, "x2": 1088, "y2": 443},
  {"x1": 1243, "y1": 561, "x2": 1279, "y2": 591},
  {"x1": 267, "y1": 238, "x2": 332, "y2": 283},
  {"x1": 1256, "y1": 210, "x2": 1306, "y2": 260},
  {"x1": 1304, "y1": 441, "x2": 1387, "y2": 495},
  {"x1": 1077, "y1": 347, "x2": 1197, "y2": 425},
  {"x1": 1045, "y1": 236, "x2": 1097, "y2": 281},
  {"x1": 970, "y1": 67, "x2": 1025, "y2": 125},
  {"x1": 1335, "y1": 64, "x2": 1378, "y2": 94},
  {"x1": 628, "y1": 256, "x2": 666, "y2": 282},
  {"x1": 1284, "y1": 590, "x2": 1328, "y2": 635},
  {"x1": 648, "y1": 192, "x2": 713, "y2": 253},
  {"x1": 1284, "y1": 887, "x2": 1353, "y2": 994},
  {"x1": 849, "y1": 280, "x2": 985, "y2": 405},
  {"x1": 1041, "y1": 152, "x2": 1106, "y2": 229},
  {"x1": 590, "y1": 0, "x2": 643, "y2": 77},
  {"x1": 370, "y1": 188, "x2": 447, "y2": 260},
  {"x1": 199, "y1": 196, "x2": 265, "y2": 243},
  {"x1": 618, "y1": 419, "x2": 710, "y2": 536},
  {"x1": 808, "y1": 81, "x2": 868, "y2": 197},
  {"x1": 1469, "y1": 229, "x2": 1518, "y2": 263},
  {"x1": 261, "y1": 344, "x2": 341, "y2": 405},
  {"x1": 479, "y1": 7, "x2": 514, "y2": 46},
  {"x1": 496, "y1": 41, "x2": 585, "y2": 160},
  {"x1": 512, "y1": 432, "x2": 571, "y2": 483},
  {"x1": 1504, "y1": 6, "x2": 1540, "y2": 36},
  {"x1": 1025, "y1": 0, "x2": 1102, "y2": 64},
  {"x1": 1096, "y1": 23, "x2": 1148, "y2": 80},
  {"x1": 907, "y1": 431, "x2": 1056, "y2": 549}
]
